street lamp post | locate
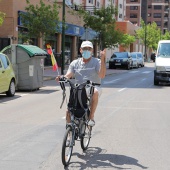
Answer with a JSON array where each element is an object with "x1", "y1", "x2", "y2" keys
[
  {"x1": 61, "y1": 0, "x2": 65, "y2": 75},
  {"x1": 144, "y1": 24, "x2": 147, "y2": 61}
]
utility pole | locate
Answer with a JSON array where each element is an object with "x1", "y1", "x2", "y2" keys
[
  {"x1": 144, "y1": 0, "x2": 148, "y2": 61},
  {"x1": 61, "y1": 0, "x2": 65, "y2": 75}
]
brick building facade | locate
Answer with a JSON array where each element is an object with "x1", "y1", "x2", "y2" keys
[{"x1": 0, "y1": 0, "x2": 86, "y2": 62}]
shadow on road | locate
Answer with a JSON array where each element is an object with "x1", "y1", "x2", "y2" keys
[{"x1": 66, "y1": 147, "x2": 148, "y2": 170}]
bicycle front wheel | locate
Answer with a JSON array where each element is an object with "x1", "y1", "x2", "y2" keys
[
  {"x1": 61, "y1": 126, "x2": 73, "y2": 166},
  {"x1": 80, "y1": 125, "x2": 92, "y2": 151}
]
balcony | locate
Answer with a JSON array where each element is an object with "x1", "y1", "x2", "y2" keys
[{"x1": 164, "y1": 17, "x2": 168, "y2": 21}]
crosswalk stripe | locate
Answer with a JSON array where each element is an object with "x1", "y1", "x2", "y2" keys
[{"x1": 142, "y1": 71, "x2": 152, "y2": 74}]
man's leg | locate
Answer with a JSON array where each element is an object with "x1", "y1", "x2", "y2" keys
[
  {"x1": 66, "y1": 110, "x2": 71, "y2": 123},
  {"x1": 89, "y1": 89, "x2": 99, "y2": 120}
]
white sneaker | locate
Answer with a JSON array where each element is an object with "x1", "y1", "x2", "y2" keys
[{"x1": 88, "y1": 120, "x2": 95, "y2": 127}]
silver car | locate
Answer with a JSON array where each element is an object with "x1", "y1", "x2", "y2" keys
[
  {"x1": 131, "y1": 52, "x2": 145, "y2": 67},
  {"x1": 131, "y1": 53, "x2": 139, "y2": 68}
]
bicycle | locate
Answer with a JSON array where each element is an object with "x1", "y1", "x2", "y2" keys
[{"x1": 59, "y1": 77, "x2": 100, "y2": 166}]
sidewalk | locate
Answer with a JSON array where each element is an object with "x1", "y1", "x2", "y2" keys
[
  {"x1": 43, "y1": 63, "x2": 120, "y2": 81},
  {"x1": 43, "y1": 62, "x2": 154, "y2": 81}
]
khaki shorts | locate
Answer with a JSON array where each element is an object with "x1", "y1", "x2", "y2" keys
[{"x1": 86, "y1": 85, "x2": 102, "y2": 98}]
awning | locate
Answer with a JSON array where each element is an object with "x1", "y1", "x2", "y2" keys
[{"x1": 17, "y1": 45, "x2": 48, "y2": 57}]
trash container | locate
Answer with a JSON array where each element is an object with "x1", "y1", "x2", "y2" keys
[{"x1": 1, "y1": 44, "x2": 47, "y2": 90}]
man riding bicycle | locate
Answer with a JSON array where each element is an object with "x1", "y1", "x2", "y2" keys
[{"x1": 56, "y1": 41, "x2": 106, "y2": 127}]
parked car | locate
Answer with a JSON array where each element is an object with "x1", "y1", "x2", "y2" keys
[
  {"x1": 109, "y1": 52, "x2": 133, "y2": 70},
  {"x1": 131, "y1": 52, "x2": 139, "y2": 68},
  {"x1": 0, "y1": 52, "x2": 16, "y2": 96},
  {"x1": 131, "y1": 52, "x2": 145, "y2": 67}
]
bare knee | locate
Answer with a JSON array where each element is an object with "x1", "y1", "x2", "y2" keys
[{"x1": 66, "y1": 110, "x2": 70, "y2": 122}]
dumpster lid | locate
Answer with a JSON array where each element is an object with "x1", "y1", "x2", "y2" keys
[{"x1": 17, "y1": 45, "x2": 48, "y2": 57}]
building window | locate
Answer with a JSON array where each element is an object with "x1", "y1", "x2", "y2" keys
[
  {"x1": 154, "y1": 13, "x2": 161, "y2": 18},
  {"x1": 130, "y1": 0, "x2": 138, "y2": 2},
  {"x1": 119, "y1": 14, "x2": 122, "y2": 18},
  {"x1": 119, "y1": 4, "x2": 122, "y2": 8},
  {"x1": 148, "y1": 5, "x2": 151, "y2": 9},
  {"x1": 130, "y1": 13, "x2": 137, "y2": 18},
  {"x1": 89, "y1": 0, "x2": 93, "y2": 3},
  {"x1": 154, "y1": 5, "x2": 162, "y2": 10},
  {"x1": 130, "y1": 6, "x2": 138, "y2": 10},
  {"x1": 153, "y1": 0, "x2": 162, "y2": 2},
  {"x1": 155, "y1": 21, "x2": 161, "y2": 26}
]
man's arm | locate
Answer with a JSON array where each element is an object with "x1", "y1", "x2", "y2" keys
[
  {"x1": 64, "y1": 71, "x2": 73, "y2": 79},
  {"x1": 98, "y1": 49, "x2": 106, "y2": 79}
]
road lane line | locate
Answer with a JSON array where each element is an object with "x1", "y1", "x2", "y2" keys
[
  {"x1": 103, "y1": 78, "x2": 121, "y2": 84},
  {"x1": 118, "y1": 88, "x2": 127, "y2": 92},
  {"x1": 129, "y1": 71, "x2": 139, "y2": 73},
  {"x1": 142, "y1": 71, "x2": 152, "y2": 73}
]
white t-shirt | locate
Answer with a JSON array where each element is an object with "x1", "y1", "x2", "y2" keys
[{"x1": 67, "y1": 57, "x2": 101, "y2": 84}]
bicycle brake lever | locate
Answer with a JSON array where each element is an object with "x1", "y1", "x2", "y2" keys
[{"x1": 60, "y1": 90, "x2": 66, "y2": 109}]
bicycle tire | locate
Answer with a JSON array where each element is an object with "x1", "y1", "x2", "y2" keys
[
  {"x1": 61, "y1": 126, "x2": 73, "y2": 166},
  {"x1": 80, "y1": 124, "x2": 92, "y2": 151}
]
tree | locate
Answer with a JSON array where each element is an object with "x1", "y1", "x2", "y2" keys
[
  {"x1": 0, "y1": 11, "x2": 5, "y2": 26},
  {"x1": 120, "y1": 33, "x2": 136, "y2": 51},
  {"x1": 73, "y1": 5, "x2": 124, "y2": 49},
  {"x1": 161, "y1": 30, "x2": 170, "y2": 40},
  {"x1": 20, "y1": 0, "x2": 60, "y2": 44},
  {"x1": 135, "y1": 19, "x2": 161, "y2": 51}
]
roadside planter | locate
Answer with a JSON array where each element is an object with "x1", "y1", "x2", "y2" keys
[{"x1": 1, "y1": 44, "x2": 47, "y2": 90}]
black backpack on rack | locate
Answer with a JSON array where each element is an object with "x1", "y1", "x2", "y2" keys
[{"x1": 68, "y1": 82, "x2": 90, "y2": 118}]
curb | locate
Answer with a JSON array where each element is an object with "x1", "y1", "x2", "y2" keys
[{"x1": 43, "y1": 68, "x2": 116, "y2": 81}]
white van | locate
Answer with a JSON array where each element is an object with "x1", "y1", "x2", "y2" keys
[{"x1": 154, "y1": 40, "x2": 170, "y2": 85}]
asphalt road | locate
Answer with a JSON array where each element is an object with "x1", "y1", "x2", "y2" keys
[{"x1": 1, "y1": 63, "x2": 170, "y2": 170}]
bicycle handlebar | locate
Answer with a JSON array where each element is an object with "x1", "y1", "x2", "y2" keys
[{"x1": 59, "y1": 76, "x2": 100, "y2": 86}]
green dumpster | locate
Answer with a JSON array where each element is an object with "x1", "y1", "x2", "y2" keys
[{"x1": 1, "y1": 44, "x2": 47, "y2": 90}]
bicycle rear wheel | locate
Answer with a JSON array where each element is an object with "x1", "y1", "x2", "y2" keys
[
  {"x1": 61, "y1": 126, "x2": 73, "y2": 166},
  {"x1": 80, "y1": 124, "x2": 92, "y2": 151}
]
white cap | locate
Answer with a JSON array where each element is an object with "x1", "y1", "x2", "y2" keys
[{"x1": 81, "y1": 41, "x2": 93, "y2": 49}]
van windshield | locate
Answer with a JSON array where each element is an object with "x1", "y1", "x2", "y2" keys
[{"x1": 158, "y1": 43, "x2": 170, "y2": 58}]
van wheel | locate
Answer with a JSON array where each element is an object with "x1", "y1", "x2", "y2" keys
[
  {"x1": 6, "y1": 80, "x2": 15, "y2": 97},
  {"x1": 154, "y1": 78, "x2": 159, "y2": 86}
]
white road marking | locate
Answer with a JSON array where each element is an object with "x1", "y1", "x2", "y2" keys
[
  {"x1": 103, "y1": 78, "x2": 121, "y2": 84},
  {"x1": 141, "y1": 78, "x2": 146, "y2": 81},
  {"x1": 118, "y1": 88, "x2": 127, "y2": 92},
  {"x1": 129, "y1": 71, "x2": 139, "y2": 73},
  {"x1": 142, "y1": 71, "x2": 152, "y2": 74}
]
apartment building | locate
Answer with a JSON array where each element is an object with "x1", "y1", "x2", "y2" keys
[
  {"x1": 125, "y1": 0, "x2": 141, "y2": 26},
  {"x1": 125, "y1": 0, "x2": 170, "y2": 34}
]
